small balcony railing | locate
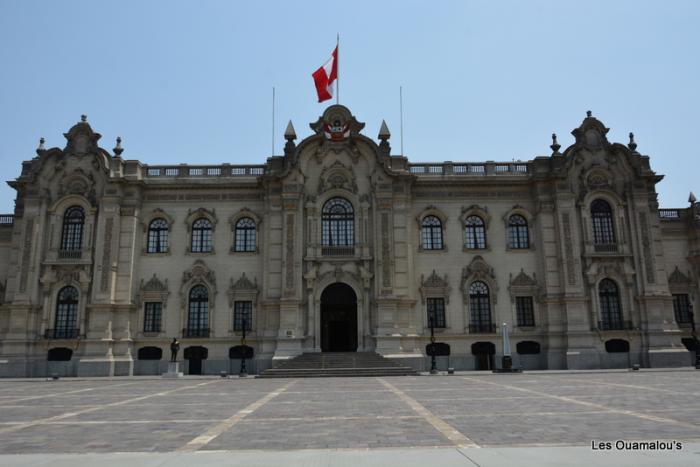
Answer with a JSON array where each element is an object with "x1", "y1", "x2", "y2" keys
[
  {"x1": 45, "y1": 328, "x2": 81, "y2": 339},
  {"x1": 593, "y1": 243, "x2": 618, "y2": 253},
  {"x1": 469, "y1": 323, "x2": 496, "y2": 334},
  {"x1": 182, "y1": 328, "x2": 210, "y2": 338},
  {"x1": 58, "y1": 249, "x2": 83, "y2": 259},
  {"x1": 321, "y1": 246, "x2": 355, "y2": 257},
  {"x1": 597, "y1": 320, "x2": 633, "y2": 331}
]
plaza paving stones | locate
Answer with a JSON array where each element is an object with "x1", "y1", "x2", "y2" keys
[{"x1": 0, "y1": 370, "x2": 699, "y2": 460}]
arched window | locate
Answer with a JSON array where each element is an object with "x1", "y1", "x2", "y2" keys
[
  {"x1": 147, "y1": 218, "x2": 169, "y2": 253},
  {"x1": 507, "y1": 214, "x2": 529, "y2": 249},
  {"x1": 599, "y1": 279, "x2": 623, "y2": 330},
  {"x1": 234, "y1": 217, "x2": 256, "y2": 252},
  {"x1": 465, "y1": 216, "x2": 486, "y2": 249},
  {"x1": 191, "y1": 218, "x2": 212, "y2": 253},
  {"x1": 591, "y1": 199, "x2": 615, "y2": 245},
  {"x1": 322, "y1": 198, "x2": 354, "y2": 247},
  {"x1": 61, "y1": 206, "x2": 85, "y2": 251},
  {"x1": 54, "y1": 286, "x2": 79, "y2": 339},
  {"x1": 469, "y1": 281, "x2": 492, "y2": 333},
  {"x1": 187, "y1": 285, "x2": 209, "y2": 337},
  {"x1": 421, "y1": 216, "x2": 443, "y2": 250}
]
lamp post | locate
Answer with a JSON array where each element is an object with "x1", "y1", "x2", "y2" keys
[
  {"x1": 429, "y1": 313, "x2": 438, "y2": 375},
  {"x1": 239, "y1": 317, "x2": 248, "y2": 377},
  {"x1": 689, "y1": 303, "x2": 700, "y2": 369}
]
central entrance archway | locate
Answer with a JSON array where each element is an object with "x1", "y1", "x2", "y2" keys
[{"x1": 321, "y1": 283, "x2": 358, "y2": 352}]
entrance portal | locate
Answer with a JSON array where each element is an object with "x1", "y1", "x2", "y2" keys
[{"x1": 321, "y1": 283, "x2": 358, "y2": 352}]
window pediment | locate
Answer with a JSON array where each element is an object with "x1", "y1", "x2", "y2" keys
[
  {"x1": 461, "y1": 256, "x2": 498, "y2": 303},
  {"x1": 420, "y1": 270, "x2": 451, "y2": 304}
]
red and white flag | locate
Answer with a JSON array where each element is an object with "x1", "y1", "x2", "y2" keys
[{"x1": 312, "y1": 45, "x2": 338, "y2": 103}]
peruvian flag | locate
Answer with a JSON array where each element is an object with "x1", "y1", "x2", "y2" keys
[{"x1": 312, "y1": 46, "x2": 338, "y2": 103}]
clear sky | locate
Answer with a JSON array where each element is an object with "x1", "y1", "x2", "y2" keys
[{"x1": 1, "y1": 0, "x2": 698, "y2": 212}]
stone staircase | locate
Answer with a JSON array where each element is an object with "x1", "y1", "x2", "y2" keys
[{"x1": 258, "y1": 352, "x2": 419, "y2": 378}]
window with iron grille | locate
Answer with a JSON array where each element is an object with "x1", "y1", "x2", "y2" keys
[
  {"x1": 427, "y1": 298, "x2": 446, "y2": 328},
  {"x1": 188, "y1": 285, "x2": 209, "y2": 330},
  {"x1": 469, "y1": 281, "x2": 491, "y2": 326},
  {"x1": 322, "y1": 198, "x2": 354, "y2": 246},
  {"x1": 234, "y1": 217, "x2": 256, "y2": 252},
  {"x1": 233, "y1": 301, "x2": 253, "y2": 331},
  {"x1": 591, "y1": 199, "x2": 616, "y2": 244},
  {"x1": 673, "y1": 294, "x2": 692, "y2": 324},
  {"x1": 465, "y1": 216, "x2": 486, "y2": 249},
  {"x1": 421, "y1": 216, "x2": 444, "y2": 250},
  {"x1": 143, "y1": 302, "x2": 162, "y2": 332},
  {"x1": 191, "y1": 218, "x2": 212, "y2": 252},
  {"x1": 508, "y1": 215, "x2": 529, "y2": 249},
  {"x1": 599, "y1": 279, "x2": 622, "y2": 327},
  {"x1": 147, "y1": 218, "x2": 169, "y2": 253},
  {"x1": 55, "y1": 286, "x2": 78, "y2": 336},
  {"x1": 61, "y1": 206, "x2": 85, "y2": 251},
  {"x1": 516, "y1": 296, "x2": 535, "y2": 327}
]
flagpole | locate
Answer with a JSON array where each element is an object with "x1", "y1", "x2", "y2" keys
[
  {"x1": 400, "y1": 86, "x2": 404, "y2": 155},
  {"x1": 336, "y1": 33, "x2": 340, "y2": 105},
  {"x1": 272, "y1": 86, "x2": 275, "y2": 155}
]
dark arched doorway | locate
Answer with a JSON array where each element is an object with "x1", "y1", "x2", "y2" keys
[
  {"x1": 321, "y1": 283, "x2": 357, "y2": 352},
  {"x1": 471, "y1": 341, "x2": 495, "y2": 371},
  {"x1": 184, "y1": 346, "x2": 208, "y2": 375}
]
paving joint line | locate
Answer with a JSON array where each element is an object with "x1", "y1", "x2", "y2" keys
[
  {"x1": 177, "y1": 380, "x2": 298, "y2": 452},
  {"x1": 377, "y1": 377, "x2": 479, "y2": 449}
]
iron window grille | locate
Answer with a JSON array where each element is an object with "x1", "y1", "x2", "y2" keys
[
  {"x1": 60, "y1": 206, "x2": 85, "y2": 251},
  {"x1": 599, "y1": 279, "x2": 623, "y2": 329},
  {"x1": 516, "y1": 296, "x2": 535, "y2": 327},
  {"x1": 673, "y1": 294, "x2": 692, "y2": 324},
  {"x1": 427, "y1": 297, "x2": 446, "y2": 328},
  {"x1": 55, "y1": 286, "x2": 79, "y2": 337},
  {"x1": 322, "y1": 197, "x2": 354, "y2": 247},
  {"x1": 147, "y1": 218, "x2": 169, "y2": 253},
  {"x1": 591, "y1": 199, "x2": 616, "y2": 245},
  {"x1": 234, "y1": 217, "x2": 256, "y2": 252},
  {"x1": 465, "y1": 216, "x2": 486, "y2": 249},
  {"x1": 191, "y1": 218, "x2": 213, "y2": 252},
  {"x1": 508, "y1": 214, "x2": 529, "y2": 249},
  {"x1": 233, "y1": 301, "x2": 253, "y2": 331},
  {"x1": 143, "y1": 302, "x2": 162, "y2": 333},
  {"x1": 469, "y1": 281, "x2": 492, "y2": 329},
  {"x1": 421, "y1": 216, "x2": 444, "y2": 250},
  {"x1": 187, "y1": 285, "x2": 209, "y2": 332}
]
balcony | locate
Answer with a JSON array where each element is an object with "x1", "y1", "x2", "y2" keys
[
  {"x1": 182, "y1": 328, "x2": 210, "y2": 338},
  {"x1": 597, "y1": 320, "x2": 634, "y2": 331},
  {"x1": 45, "y1": 328, "x2": 81, "y2": 339},
  {"x1": 593, "y1": 243, "x2": 618, "y2": 253},
  {"x1": 58, "y1": 249, "x2": 83, "y2": 259},
  {"x1": 321, "y1": 246, "x2": 355, "y2": 257},
  {"x1": 469, "y1": 323, "x2": 496, "y2": 334}
]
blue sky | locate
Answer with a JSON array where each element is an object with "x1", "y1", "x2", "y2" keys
[{"x1": 1, "y1": 1, "x2": 698, "y2": 212}]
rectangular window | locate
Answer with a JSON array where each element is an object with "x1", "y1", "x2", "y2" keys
[
  {"x1": 427, "y1": 298, "x2": 446, "y2": 328},
  {"x1": 144, "y1": 302, "x2": 162, "y2": 333},
  {"x1": 673, "y1": 294, "x2": 691, "y2": 324},
  {"x1": 234, "y1": 301, "x2": 253, "y2": 331},
  {"x1": 516, "y1": 297, "x2": 535, "y2": 327}
]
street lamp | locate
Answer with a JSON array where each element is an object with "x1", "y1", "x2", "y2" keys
[
  {"x1": 688, "y1": 303, "x2": 700, "y2": 369},
  {"x1": 239, "y1": 317, "x2": 248, "y2": 377},
  {"x1": 429, "y1": 313, "x2": 438, "y2": 375}
]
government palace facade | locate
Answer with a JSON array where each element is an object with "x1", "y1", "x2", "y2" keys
[{"x1": 0, "y1": 105, "x2": 698, "y2": 376}]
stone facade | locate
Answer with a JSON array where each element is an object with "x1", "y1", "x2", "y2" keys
[{"x1": 0, "y1": 106, "x2": 697, "y2": 376}]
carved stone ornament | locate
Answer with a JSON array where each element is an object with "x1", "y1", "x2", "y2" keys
[
  {"x1": 142, "y1": 273, "x2": 169, "y2": 292},
  {"x1": 180, "y1": 260, "x2": 216, "y2": 308},
  {"x1": 138, "y1": 273, "x2": 170, "y2": 307},
  {"x1": 668, "y1": 266, "x2": 692, "y2": 286},
  {"x1": 227, "y1": 272, "x2": 259, "y2": 307},
  {"x1": 570, "y1": 112, "x2": 610, "y2": 150},
  {"x1": 317, "y1": 160, "x2": 358, "y2": 195},
  {"x1": 310, "y1": 105, "x2": 365, "y2": 142},
  {"x1": 510, "y1": 269, "x2": 537, "y2": 287},
  {"x1": 419, "y1": 270, "x2": 451, "y2": 304},
  {"x1": 231, "y1": 272, "x2": 257, "y2": 291},
  {"x1": 63, "y1": 118, "x2": 102, "y2": 156}
]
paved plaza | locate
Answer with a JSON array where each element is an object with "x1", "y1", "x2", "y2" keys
[{"x1": 0, "y1": 370, "x2": 699, "y2": 465}]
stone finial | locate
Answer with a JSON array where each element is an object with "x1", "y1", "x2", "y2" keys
[
  {"x1": 627, "y1": 132, "x2": 638, "y2": 152},
  {"x1": 586, "y1": 110, "x2": 592, "y2": 118},
  {"x1": 36, "y1": 137, "x2": 45, "y2": 154},
  {"x1": 689, "y1": 192, "x2": 697, "y2": 204},
  {"x1": 80, "y1": 114, "x2": 87, "y2": 122},
  {"x1": 284, "y1": 120, "x2": 296, "y2": 141},
  {"x1": 113, "y1": 136, "x2": 124, "y2": 156},
  {"x1": 378, "y1": 120, "x2": 391, "y2": 140},
  {"x1": 550, "y1": 133, "x2": 561, "y2": 155}
]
